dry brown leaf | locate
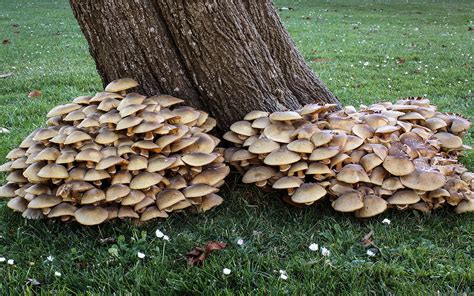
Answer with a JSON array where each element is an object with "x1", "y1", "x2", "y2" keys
[
  {"x1": 28, "y1": 90, "x2": 42, "y2": 98},
  {"x1": 186, "y1": 241, "x2": 228, "y2": 266},
  {"x1": 361, "y1": 230, "x2": 374, "y2": 248}
]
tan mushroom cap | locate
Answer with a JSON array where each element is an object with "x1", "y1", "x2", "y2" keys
[
  {"x1": 0, "y1": 183, "x2": 18, "y2": 198},
  {"x1": 269, "y1": 111, "x2": 302, "y2": 121},
  {"x1": 343, "y1": 135, "x2": 364, "y2": 152},
  {"x1": 244, "y1": 110, "x2": 269, "y2": 121},
  {"x1": 291, "y1": 183, "x2": 327, "y2": 204},
  {"x1": 230, "y1": 149, "x2": 256, "y2": 162},
  {"x1": 264, "y1": 148, "x2": 301, "y2": 166},
  {"x1": 272, "y1": 176, "x2": 303, "y2": 189},
  {"x1": 400, "y1": 169, "x2": 446, "y2": 191},
  {"x1": 336, "y1": 164, "x2": 370, "y2": 184},
  {"x1": 311, "y1": 131, "x2": 334, "y2": 147},
  {"x1": 7, "y1": 170, "x2": 28, "y2": 183},
  {"x1": 183, "y1": 184, "x2": 218, "y2": 198},
  {"x1": 81, "y1": 189, "x2": 106, "y2": 204},
  {"x1": 309, "y1": 146, "x2": 340, "y2": 161},
  {"x1": 55, "y1": 152, "x2": 76, "y2": 165},
  {"x1": 355, "y1": 195, "x2": 388, "y2": 218},
  {"x1": 111, "y1": 170, "x2": 132, "y2": 185},
  {"x1": 106, "y1": 184, "x2": 131, "y2": 202},
  {"x1": 6, "y1": 148, "x2": 27, "y2": 160},
  {"x1": 332, "y1": 191, "x2": 364, "y2": 212},
  {"x1": 99, "y1": 111, "x2": 121, "y2": 125},
  {"x1": 382, "y1": 155, "x2": 415, "y2": 176},
  {"x1": 287, "y1": 139, "x2": 314, "y2": 154},
  {"x1": 198, "y1": 193, "x2": 224, "y2": 213},
  {"x1": 360, "y1": 153, "x2": 383, "y2": 172},
  {"x1": 117, "y1": 206, "x2": 139, "y2": 219},
  {"x1": 433, "y1": 132, "x2": 463, "y2": 149},
  {"x1": 352, "y1": 124, "x2": 374, "y2": 139},
  {"x1": 76, "y1": 148, "x2": 103, "y2": 163},
  {"x1": 37, "y1": 164, "x2": 69, "y2": 179},
  {"x1": 147, "y1": 156, "x2": 176, "y2": 172},
  {"x1": 223, "y1": 131, "x2": 244, "y2": 145},
  {"x1": 130, "y1": 172, "x2": 163, "y2": 189},
  {"x1": 25, "y1": 184, "x2": 51, "y2": 195},
  {"x1": 425, "y1": 117, "x2": 448, "y2": 130},
  {"x1": 83, "y1": 169, "x2": 111, "y2": 182},
  {"x1": 191, "y1": 165, "x2": 230, "y2": 186},
  {"x1": 133, "y1": 121, "x2": 163, "y2": 134},
  {"x1": 27, "y1": 194, "x2": 62, "y2": 209},
  {"x1": 96, "y1": 156, "x2": 126, "y2": 170},
  {"x1": 127, "y1": 155, "x2": 148, "y2": 171},
  {"x1": 140, "y1": 206, "x2": 169, "y2": 221},
  {"x1": 75, "y1": 206, "x2": 109, "y2": 225},
  {"x1": 182, "y1": 153, "x2": 218, "y2": 167},
  {"x1": 64, "y1": 130, "x2": 92, "y2": 145},
  {"x1": 382, "y1": 177, "x2": 404, "y2": 190},
  {"x1": 104, "y1": 78, "x2": 139, "y2": 93},
  {"x1": 230, "y1": 121, "x2": 256, "y2": 137},
  {"x1": 454, "y1": 199, "x2": 474, "y2": 214},
  {"x1": 118, "y1": 104, "x2": 146, "y2": 118},
  {"x1": 116, "y1": 116, "x2": 143, "y2": 131},
  {"x1": 48, "y1": 203, "x2": 77, "y2": 218},
  {"x1": 450, "y1": 116, "x2": 471, "y2": 133},
  {"x1": 387, "y1": 190, "x2": 420, "y2": 205},
  {"x1": 95, "y1": 130, "x2": 119, "y2": 145},
  {"x1": 263, "y1": 122, "x2": 295, "y2": 143},
  {"x1": 182, "y1": 133, "x2": 217, "y2": 154},
  {"x1": 122, "y1": 190, "x2": 146, "y2": 206},
  {"x1": 0, "y1": 161, "x2": 12, "y2": 172},
  {"x1": 156, "y1": 189, "x2": 186, "y2": 210},
  {"x1": 242, "y1": 166, "x2": 276, "y2": 183},
  {"x1": 248, "y1": 137, "x2": 280, "y2": 154},
  {"x1": 47, "y1": 103, "x2": 81, "y2": 118},
  {"x1": 34, "y1": 147, "x2": 60, "y2": 162},
  {"x1": 306, "y1": 163, "x2": 334, "y2": 175},
  {"x1": 152, "y1": 94, "x2": 184, "y2": 107},
  {"x1": 33, "y1": 128, "x2": 58, "y2": 141},
  {"x1": 7, "y1": 196, "x2": 28, "y2": 212}
]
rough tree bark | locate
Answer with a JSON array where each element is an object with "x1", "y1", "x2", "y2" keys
[{"x1": 70, "y1": 0, "x2": 340, "y2": 129}]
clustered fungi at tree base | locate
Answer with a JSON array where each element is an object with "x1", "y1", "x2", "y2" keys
[
  {"x1": 225, "y1": 98, "x2": 473, "y2": 217},
  {"x1": 0, "y1": 78, "x2": 229, "y2": 225}
]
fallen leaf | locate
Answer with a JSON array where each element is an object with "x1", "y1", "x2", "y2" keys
[
  {"x1": 2, "y1": 39, "x2": 10, "y2": 45},
  {"x1": 28, "y1": 90, "x2": 42, "y2": 98},
  {"x1": 186, "y1": 241, "x2": 227, "y2": 266},
  {"x1": 361, "y1": 230, "x2": 374, "y2": 248},
  {"x1": 0, "y1": 73, "x2": 13, "y2": 78},
  {"x1": 99, "y1": 237, "x2": 116, "y2": 244},
  {"x1": 312, "y1": 58, "x2": 332, "y2": 63},
  {"x1": 396, "y1": 57, "x2": 406, "y2": 64}
]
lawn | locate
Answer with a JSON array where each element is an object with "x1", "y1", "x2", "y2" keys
[{"x1": 0, "y1": 0, "x2": 473, "y2": 294}]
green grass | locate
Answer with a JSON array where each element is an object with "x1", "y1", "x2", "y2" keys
[{"x1": 0, "y1": 0, "x2": 473, "y2": 294}]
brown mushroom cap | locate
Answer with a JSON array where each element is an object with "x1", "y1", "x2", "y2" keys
[
  {"x1": 118, "y1": 206, "x2": 140, "y2": 219},
  {"x1": 191, "y1": 166, "x2": 230, "y2": 186},
  {"x1": 81, "y1": 189, "x2": 106, "y2": 205},
  {"x1": 355, "y1": 195, "x2": 388, "y2": 218},
  {"x1": 181, "y1": 153, "x2": 218, "y2": 167},
  {"x1": 400, "y1": 168, "x2": 446, "y2": 191},
  {"x1": 272, "y1": 176, "x2": 303, "y2": 189},
  {"x1": 310, "y1": 131, "x2": 334, "y2": 147},
  {"x1": 183, "y1": 184, "x2": 218, "y2": 198},
  {"x1": 104, "y1": 78, "x2": 139, "y2": 93},
  {"x1": 263, "y1": 122, "x2": 295, "y2": 143},
  {"x1": 83, "y1": 169, "x2": 111, "y2": 182},
  {"x1": 64, "y1": 130, "x2": 92, "y2": 145},
  {"x1": 309, "y1": 146, "x2": 340, "y2": 161},
  {"x1": 48, "y1": 203, "x2": 77, "y2": 218},
  {"x1": 248, "y1": 137, "x2": 280, "y2": 154},
  {"x1": 264, "y1": 148, "x2": 301, "y2": 166},
  {"x1": 291, "y1": 183, "x2": 327, "y2": 204},
  {"x1": 7, "y1": 196, "x2": 28, "y2": 212},
  {"x1": 106, "y1": 184, "x2": 131, "y2": 202},
  {"x1": 332, "y1": 191, "x2": 364, "y2": 212},
  {"x1": 152, "y1": 94, "x2": 185, "y2": 107},
  {"x1": 454, "y1": 199, "x2": 474, "y2": 214},
  {"x1": 287, "y1": 139, "x2": 314, "y2": 154},
  {"x1": 156, "y1": 189, "x2": 186, "y2": 210},
  {"x1": 47, "y1": 103, "x2": 81, "y2": 118},
  {"x1": 95, "y1": 130, "x2": 119, "y2": 145},
  {"x1": 198, "y1": 193, "x2": 224, "y2": 213},
  {"x1": 382, "y1": 155, "x2": 415, "y2": 176},
  {"x1": 37, "y1": 164, "x2": 69, "y2": 179},
  {"x1": 130, "y1": 172, "x2": 163, "y2": 189},
  {"x1": 242, "y1": 166, "x2": 276, "y2": 183},
  {"x1": 121, "y1": 190, "x2": 146, "y2": 206},
  {"x1": 75, "y1": 206, "x2": 109, "y2": 225},
  {"x1": 116, "y1": 116, "x2": 143, "y2": 131},
  {"x1": 230, "y1": 121, "x2": 256, "y2": 137},
  {"x1": 96, "y1": 156, "x2": 126, "y2": 170},
  {"x1": 27, "y1": 194, "x2": 62, "y2": 209},
  {"x1": 269, "y1": 111, "x2": 302, "y2": 121},
  {"x1": 244, "y1": 110, "x2": 269, "y2": 121},
  {"x1": 387, "y1": 190, "x2": 420, "y2": 205},
  {"x1": 336, "y1": 164, "x2": 370, "y2": 184},
  {"x1": 433, "y1": 132, "x2": 463, "y2": 149},
  {"x1": 0, "y1": 183, "x2": 19, "y2": 198}
]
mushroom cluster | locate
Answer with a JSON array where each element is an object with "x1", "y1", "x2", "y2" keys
[
  {"x1": 225, "y1": 97, "x2": 474, "y2": 217},
  {"x1": 0, "y1": 78, "x2": 229, "y2": 225}
]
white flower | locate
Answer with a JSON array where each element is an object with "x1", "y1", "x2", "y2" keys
[
  {"x1": 280, "y1": 273, "x2": 288, "y2": 280},
  {"x1": 363, "y1": 61, "x2": 369, "y2": 66},
  {"x1": 321, "y1": 247, "x2": 330, "y2": 257},
  {"x1": 7, "y1": 259, "x2": 14, "y2": 265},
  {"x1": 382, "y1": 218, "x2": 391, "y2": 225},
  {"x1": 155, "y1": 229, "x2": 164, "y2": 238},
  {"x1": 137, "y1": 252, "x2": 145, "y2": 259},
  {"x1": 309, "y1": 243, "x2": 319, "y2": 251},
  {"x1": 367, "y1": 250, "x2": 376, "y2": 257},
  {"x1": 47, "y1": 255, "x2": 54, "y2": 262},
  {"x1": 237, "y1": 239, "x2": 244, "y2": 246},
  {"x1": 222, "y1": 268, "x2": 231, "y2": 275},
  {"x1": 163, "y1": 235, "x2": 170, "y2": 241},
  {"x1": 54, "y1": 271, "x2": 61, "y2": 277},
  {"x1": 0, "y1": 257, "x2": 5, "y2": 263}
]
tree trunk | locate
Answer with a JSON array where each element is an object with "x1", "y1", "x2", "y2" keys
[{"x1": 69, "y1": 0, "x2": 340, "y2": 129}]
